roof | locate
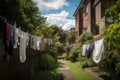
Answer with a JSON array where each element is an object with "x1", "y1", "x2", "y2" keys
[{"x1": 73, "y1": 0, "x2": 88, "y2": 16}]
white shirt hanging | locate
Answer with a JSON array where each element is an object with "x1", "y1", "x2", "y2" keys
[
  {"x1": 82, "y1": 44, "x2": 87, "y2": 56},
  {"x1": 92, "y1": 39, "x2": 105, "y2": 63},
  {"x1": 36, "y1": 37, "x2": 40, "y2": 50},
  {"x1": 19, "y1": 30, "x2": 27, "y2": 63},
  {"x1": 39, "y1": 37, "x2": 45, "y2": 51},
  {"x1": 14, "y1": 27, "x2": 18, "y2": 48}
]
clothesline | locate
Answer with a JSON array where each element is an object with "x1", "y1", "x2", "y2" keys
[
  {"x1": 82, "y1": 38, "x2": 105, "y2": 64},
  {"x1": 0, "y1": 15, "x2": 52, "y2": 41},
  {"x1": 0, "y1": 15, "x2": 53, "y2": 63},
  {"x1": 0, "y1": 15, "x2": 20, "y2": 29}
]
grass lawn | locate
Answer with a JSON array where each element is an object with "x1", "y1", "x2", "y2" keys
[
  {"x1": 33, "y1": 69, "x2": 60, "y2": 80},
  {"x1": 66, "y1": 60, "x2": 95, "y2": 80}
]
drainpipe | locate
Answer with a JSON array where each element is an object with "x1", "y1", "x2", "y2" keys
[{"x1": 90, "y1": 0, "x2": 94, "y2": 34}]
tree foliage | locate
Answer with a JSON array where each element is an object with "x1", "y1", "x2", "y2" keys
[
  {"x1": 79, "y1": 32, "x2": 93, "y2": 44},
  {"x1": 102, "y1": 0, "x2": 120, "y2": 79},
  {"x1": 106, "y1": 0, "x2": 120, "y2": 23},
  {"x1": 40, "y1": 25, "x2": 67, "y2": 43},
  {"x1": 0, "y1": 0, "x2": 46, "y2": 33},
  {"x1": 67, "y1": 31, "x2": 75, "y2": 44}
]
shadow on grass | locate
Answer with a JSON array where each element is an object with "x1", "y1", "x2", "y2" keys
[
  {"x1": 33, "y1": 70, "x2": 61, "y2": 80},
  {"x1": 99, "y1": 74, "x2": 117, "y2": 80}
]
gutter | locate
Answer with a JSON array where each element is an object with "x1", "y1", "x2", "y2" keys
[{"x1": 73, "y1": 0, "x2": 84, "y2": 16}]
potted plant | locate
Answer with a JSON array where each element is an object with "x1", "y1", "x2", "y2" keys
[{"x1": 69, "y1": 54, "x2": 75, "y2": 62}]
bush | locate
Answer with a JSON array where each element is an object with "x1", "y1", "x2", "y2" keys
[
  {"x1": 80, "y1": 59, "x2": 94, "y2": 68},
  {"x1": 79, "y1": 32, "x2": 93, "y2": 44},
  {"x1": 81, "y1": 61, "x2": 88, "y2": 68},
  {"x1": 44, "y1": 45, "x2": 58, "y2": 62},
  {"x1": 68, "y1": 44, "x2": 82, "y2": 61},
  {"x1": 39, "y1": 54, "x2": 58, "y2": 70}
]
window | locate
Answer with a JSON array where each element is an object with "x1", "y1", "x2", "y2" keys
[
  {"x1": 85, "y1": 4, "x2": 88, "y2": 14},
  {"x1": 83, "y1": 3, "x2": 89, "y2": 17}
]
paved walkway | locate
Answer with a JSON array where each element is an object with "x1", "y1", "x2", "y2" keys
[{"x1": 58, "y1": 59, "x2": 76, "y2": 80}]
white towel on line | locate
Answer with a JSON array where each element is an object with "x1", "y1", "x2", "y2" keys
[{"x1": 92, "y1": 39, "x2": 105, "y2": 63}]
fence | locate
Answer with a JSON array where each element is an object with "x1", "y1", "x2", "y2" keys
[{"x1": 0, "y1": 39, "x2": 40, "y2": 80}]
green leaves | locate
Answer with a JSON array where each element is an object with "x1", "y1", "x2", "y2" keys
[
  {"x1": 0, "y1": 0, "x2": 47, "y2": 33},
  {"x1": 106, "y1": 0, "x2": 120, "y2": 23},
  {"x1": 39, "y1": 54, "x2": 57, "y2": 70},
  {"x1": 67, "y1": 30, "x2": 75, "y2": 43},
  {"x1": 104, "y1": 22, "x2": 120, "y2": 49},
  {"x1": 102, "y1": 0, "x2": 120, "y2": 77},
  {"x1": 79, "y1": 32, "x2": 93, "y2": 44}
]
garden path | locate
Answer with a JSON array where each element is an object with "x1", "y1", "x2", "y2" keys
[{"x1": 58, "y1": 59, "x2": 76, "y2": 80}]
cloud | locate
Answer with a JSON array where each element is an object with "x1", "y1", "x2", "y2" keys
[
  {"x1": 62, "y1": 20, "x2": 75, "y2": 30},
  {"x1": 33, "y1": 0, "x2": 69, "y2": 10},
  {"x1": 44, "y1": 10, "x2": 75, "y2": 30}
]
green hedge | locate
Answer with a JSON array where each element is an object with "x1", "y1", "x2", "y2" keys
[{"x1": 39, "y1": 54, "x2": 58, "y2": 70}]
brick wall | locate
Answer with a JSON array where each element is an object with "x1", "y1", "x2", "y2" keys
[
  {"x1": 75, "y1": 8, "x2": 83, "y2": 43},
  {"x1": 83, "y1": 1, "x2": 91, "y2": 32},
  {"x1": 75, "y1": 11, "x2": 80, "y2": 43},
  {"x1": 94, "y1": 0, "x2": 116, "y2": 35}
]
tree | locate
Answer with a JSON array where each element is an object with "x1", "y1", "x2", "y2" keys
[
  {"x1": 0, "y1": 0, "x2": 46, "y2": 33},
  {"x1": 67, "y1": 31, "x2": 75, "y2": 44},
  {"x1": 40, "y1": 25, "x2": 67, "y2": 43}
]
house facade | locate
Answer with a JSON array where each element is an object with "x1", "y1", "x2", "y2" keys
[{"x1": 74, "y1": 0, "x2": 116, "y2": 43}]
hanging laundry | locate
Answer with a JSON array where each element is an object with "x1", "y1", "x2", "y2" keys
[
  {"x1": 6, "y1": 23, "x2": 12, "y2": 41},
  {"x1": 39, "y1": 37, "x2": 42, "y2": 51},
  {"x1": 48, "y1": 39, "x2": 51, "y2": 46},
  {"x1": 32, "y1": 35, "x2": 37, "y2": 50},
  {"x1": 50, "y1": 39, "x2": 53, "y2": 45},
  {"x1": 19, "y1": 30, "x2": 27, "y2": 63},
  {"x1": 26, "y1": 33, "x2": 30, "y2": 47},
  {"x1": 86, "y1": 44, "x2": 90, "y2": 53},
  {"x1": 30, "y1": 35, "x2": 34, "y2": 49},
  {"x1": 92, "y1": 39, "x2": 105, "y2": 63},
  {"x1": 82, "y1": 44, "x2": 87, "y2": 56},
  {"x1": 36, "y1": 37, "x2": 40, "y2": 50},
  {"x1": 5, "y1": 23, "x2": 14, "y2": 56},
  {"x1": 28, "y1": 34, "x2": 31, "y2": 48},
  {"x1": 11, "y1": 25, "x2": 15, "y2": 44},
  {"x1": 44, "y1": 38, "x2": 48, "y2": 46},
  {"x1": 0, "y1": 21, "x2": 14, "y2": 61},
  {"x1": 39, "y1": 37, "x2": 45, "y2": 51},
  {"x1": 49, "y1": 39, "x2": 53, "y2": 45},
  {"x1": 86, "y1": 43, "x2": 94, "y2": 58},
  {"x1": 14, "y1": 28, "x2": 19, "y2": 48}
]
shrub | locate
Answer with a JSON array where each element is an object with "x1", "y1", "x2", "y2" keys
[
  {"x1": 80, "y1": 59, "x2": 94, "y2": 69},
  {"x1": 79, "y1": 32, "x2": 93, "y2": 44},
  {"x1": 68, "y1": 44, "x2": 81, "y2": 62},
  {"x1": 39, "y1": 54, "x2": 58, "y2": 70},
  {"x1": 81, "y1": 61, "x2": 88, "y2": 68}
]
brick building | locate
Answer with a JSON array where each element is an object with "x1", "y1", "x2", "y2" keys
[{"x1": 74, "y1": 0, "x2": 116, "y2": 43}]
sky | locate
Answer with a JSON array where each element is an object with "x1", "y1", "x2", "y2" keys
[{"x1": 33, "y1": 0, "x2": 81, "y2": 30}]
